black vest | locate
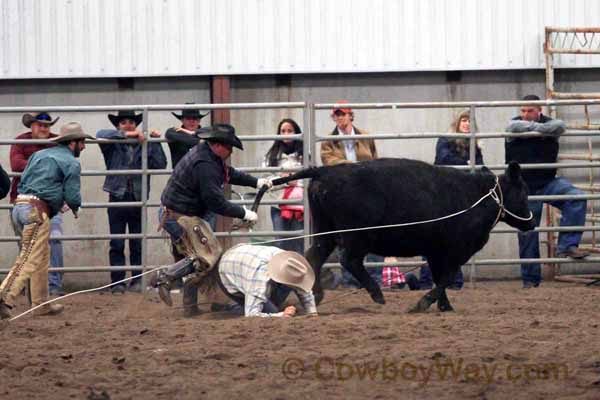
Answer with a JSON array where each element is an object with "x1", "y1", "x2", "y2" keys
[{"x1": 505, "y1": 114, "x2": 559, "y2": 192}]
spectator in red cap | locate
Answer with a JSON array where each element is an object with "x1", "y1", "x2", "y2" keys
[{"x1": 320, "y1": 101, "x2": 378, "y2": 165}]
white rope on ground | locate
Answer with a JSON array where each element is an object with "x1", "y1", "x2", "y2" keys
[
  {"x1": 8, "y1": 177, "x2": 530, "y2": 322},
  {"x1": 8, "y1": 267, "x2": 163, "y2": 322}
]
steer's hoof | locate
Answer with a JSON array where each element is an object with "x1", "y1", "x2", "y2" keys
[
  {"x1": 437, "y1": 302, "x2": 454, "y2": 312},
  {"x1": 369, "y1": 290, "x2": 385, "y2": 304},
  {"x1": 408, "y1": 298, "x2": 431, "y2": 314}
]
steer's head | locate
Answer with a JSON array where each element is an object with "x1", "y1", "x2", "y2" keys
[{"x1": 498, "y1": 162, "x2": 536, "y2": 232}]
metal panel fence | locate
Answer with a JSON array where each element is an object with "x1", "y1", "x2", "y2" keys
[{"x1": 1, "y1": 99, "x2": 600, "y2": 283}]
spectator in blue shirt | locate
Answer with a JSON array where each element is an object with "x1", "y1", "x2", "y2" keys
[{"x1": 97, "y1": 111, "x2": 167, "y2": 294}]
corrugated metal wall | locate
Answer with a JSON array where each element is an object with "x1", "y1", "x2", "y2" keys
[{"x1": 1, "y1": 0, "x2": 599, "y2": 79}]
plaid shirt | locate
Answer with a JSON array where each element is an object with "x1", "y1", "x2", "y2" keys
[
  {"x1": 219, "y1": 244, "x2": 317, "y2": 317},
  {"x1": 382, "y1": 266, "x2": 406, "y2": 288}
]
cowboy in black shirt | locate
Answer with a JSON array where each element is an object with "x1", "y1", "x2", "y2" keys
[
  {"x1": 159, "y1": 124, "x2": 272, "y2": 317},
  {"x1": 165, "y1": 104, "x2": 209, "y2": 168}
]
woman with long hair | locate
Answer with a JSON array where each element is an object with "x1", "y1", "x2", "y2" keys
[
  {"x1": 420, "y1": 110, "x2": 485, "y2": 290},
  {"x1": 434, "y1": 109, "x2": 483, "y2": 166},
  {"x1": 264, "y1": 118, "x2": 304, "y2": 254}
]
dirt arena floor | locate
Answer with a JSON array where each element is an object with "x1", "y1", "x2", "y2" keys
[{"x1": 1, "y1": 280, "x2": 599, "y2": 400}]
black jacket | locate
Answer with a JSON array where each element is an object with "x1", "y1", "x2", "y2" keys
[
  {"x1": 505, "y1": 114, "x2": 559, "y2": 192},
  {"x1": 161, "y1": 142, "x2": 257, "y2": 219},
  {"x1": 0, "y1": 163, "x2": 9, "y2": 200},
  {"x1": 165, "y1": 127, "x2": 201, "y2": 168}
]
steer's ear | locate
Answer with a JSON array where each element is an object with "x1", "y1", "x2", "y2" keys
[{"x1": 506, "y1": 161, "x2": 521, "y2": 182}]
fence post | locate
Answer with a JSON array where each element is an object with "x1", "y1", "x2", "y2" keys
[
  {"x1": 303, "y1": 102, "x2": 314, "y2": 252},
  {"x1": 140, "y1": 108, "x2": 149, "y2": 291},
  {"x1": 469, "y1": 105, "x2": 477, "y2": 286}
]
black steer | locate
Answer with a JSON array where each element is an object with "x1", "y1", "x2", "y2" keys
[{"x1": 255, "y1": 158, "x2": 535, "y2": 312}]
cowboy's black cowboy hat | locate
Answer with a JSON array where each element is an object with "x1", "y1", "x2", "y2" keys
[
  {"x1": 197, "y1": 124, "x2": 243, "y2": 150},
  {"x1": 108, "y1": 110, "x2": 143, "y2": 128},
  {"x1": 172, "y1": 103, "x2": 209, "y2": 121}
]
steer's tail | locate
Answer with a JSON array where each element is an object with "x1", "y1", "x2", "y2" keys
[{"x1": 250, "y1": 167, "x2": 323, "y2": 212}]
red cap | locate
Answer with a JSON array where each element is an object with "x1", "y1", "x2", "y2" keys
[{"x1": 332, "y1": 100, "x2": 353, "y2": 114}]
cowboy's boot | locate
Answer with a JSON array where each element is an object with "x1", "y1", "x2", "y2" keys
[
  {"x1": 30, "y1": 262, "x2": 64, "y2": 317},
  {"x1": 0, "y1": 301, "x2": 12, "y2": 320},
  {"x1": 155, "y1": 257, "x2": 196, "y2": 307},
  {"x1": 182, "y1": 282, "x2": 201, "y2": 318}
]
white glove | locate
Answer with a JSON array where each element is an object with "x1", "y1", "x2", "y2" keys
[
  {"x1": 243, "y1": 209, "x2": 258, "y2": 223},
  {"x1": 256, "y1": 178, "x2": 273, "y2": 190}
]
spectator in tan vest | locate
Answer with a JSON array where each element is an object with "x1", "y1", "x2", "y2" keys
[{"x1": 320, "y1": 101, "x2": 378, "y2": 165}]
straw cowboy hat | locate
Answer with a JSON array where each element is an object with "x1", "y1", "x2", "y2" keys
[
  {"x1": 197, "y1": 124, "x2": 244, "y2": 150},
  {"x1": 107, "y1": 110, "x2": 143, "y2": 128},
  {"x1": 50, "y1": 122, "x2": 94, "y2": 143},
  {"x1": 172, "y1": 103, "x2": 209, "y2": 120},
  {"x1": 267, "y1": 251, "x2": 315, "y2": 292},
  {"x1": 22, "y1": 112, "x2": 60, "y2": 128}
]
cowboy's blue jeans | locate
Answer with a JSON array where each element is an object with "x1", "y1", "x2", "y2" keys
[{"x1": 518, "y1": 177, "x2": 586, "y2": 285}]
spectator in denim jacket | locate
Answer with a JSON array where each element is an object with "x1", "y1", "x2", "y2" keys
[{"x1": 96, "y1": 110, "x2": 167, "y2": 294}]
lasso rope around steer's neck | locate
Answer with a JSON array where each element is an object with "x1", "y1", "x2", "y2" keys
[{"x1": 489, "y1": 176, "x2": 534, "y2": 228}]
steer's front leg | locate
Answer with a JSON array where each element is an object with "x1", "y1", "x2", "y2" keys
[{"x1": 343, "y1": 253, "x2": 385, "y2": 304}]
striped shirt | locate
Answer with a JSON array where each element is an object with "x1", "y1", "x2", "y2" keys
[{"x1": 219, "y1": 244, "x2": 317, "y2": 317}]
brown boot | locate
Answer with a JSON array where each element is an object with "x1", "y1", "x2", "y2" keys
[
  {"x1": 0, "y1": 301, "x2": 12, "y2": 320},
  {"x1": 32, "y1": 303, "x2": 64, "y2": 317}
]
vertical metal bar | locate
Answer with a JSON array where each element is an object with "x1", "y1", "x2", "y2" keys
[
  {"x1": 303, "y1": 102, "x2": 313, "y2": 252},
  {"x1": 544, "y1": 28, "x2": 556, "y2": 118},
  {"x1": 140, "y1": 108, "x2": 149, "y2": 290},
  {"x1": 469, "y1": 105, "x2": 477, "y2": 286}
]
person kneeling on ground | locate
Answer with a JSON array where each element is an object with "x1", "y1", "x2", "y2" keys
[{"x1": 155, "y1": 241, "x2": 318, "y2": 318}]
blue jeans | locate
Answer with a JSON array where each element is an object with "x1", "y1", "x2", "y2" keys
[
  {"x1": 339, "y1": 248, "x2": 383, "y2": 287},
  {"x1": 11, "y1": 208, "x2": 64, "y2": 291},
  {"x1": 158, "y1": 206, "x2": 217, "y2": 246},
  {"x1": 270, "y1": 207, "x2": 304, "y2": 254},
  {"x1": 518, "y1": 177, "x2": 586, "y2": 286},
  {"x1": 49, "y1": 213, "x2": 64, "y2": 291}
]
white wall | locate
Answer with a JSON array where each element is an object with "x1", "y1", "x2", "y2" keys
[{"x1": 2, "y1": 0, "x2": 600, "y2": 79}]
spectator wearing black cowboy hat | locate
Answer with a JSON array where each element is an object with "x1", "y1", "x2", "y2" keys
[
  {"x1": 165, "y1": 103, "x2": 209, "y2": 168},
  {"x1": 159, "y1": 124, "x2": 273, "y2": 317},
  {"x1": 9, "y1": 112, "x2": 68, "y2": 296},
  {"x1": 96, "y1": 110, "x2": 167, "y2": 294}
]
